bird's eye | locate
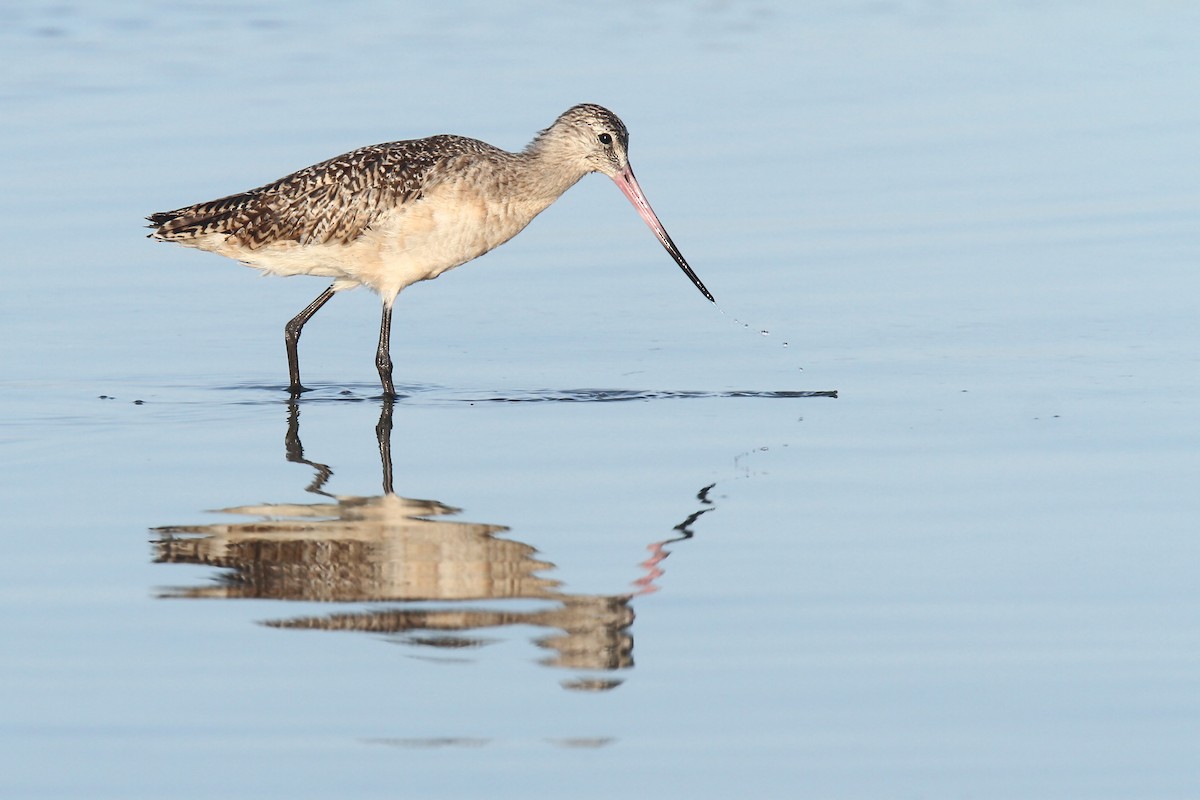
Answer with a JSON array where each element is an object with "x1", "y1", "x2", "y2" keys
[{"x1": 598, "y1": 132, "x2": 613, "y2": 146}]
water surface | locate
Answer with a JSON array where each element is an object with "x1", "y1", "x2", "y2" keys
[{"x1": 1, "y1": 2, "x2": 1198, "y2": 798}]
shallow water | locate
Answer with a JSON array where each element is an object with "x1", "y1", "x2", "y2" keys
[{"x1": 2, "y1": 2, "x2": 1199, "y2": 798}]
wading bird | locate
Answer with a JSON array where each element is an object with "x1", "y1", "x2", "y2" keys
[{"x1": 148, "y1": 104, "x2": 714, "y2": 397}]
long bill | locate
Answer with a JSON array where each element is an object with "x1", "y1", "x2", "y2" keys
[{"x1": 612, "y1": 166, "x2": 715, "y2": 303}]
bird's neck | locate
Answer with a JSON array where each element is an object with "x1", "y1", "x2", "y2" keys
[{"x1": 515, "y1": 136, "x2": 592, "y2": 204}]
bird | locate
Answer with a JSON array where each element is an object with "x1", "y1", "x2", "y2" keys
[{"x1": 147, "y1": 103, "x2": 715, "y2": 398}]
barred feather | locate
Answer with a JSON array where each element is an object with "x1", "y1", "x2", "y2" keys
[{"x1": 147, "y1": 135, "x2": 502, "y2": 249}]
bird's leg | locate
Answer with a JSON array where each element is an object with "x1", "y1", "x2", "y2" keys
[
  {"x1": 376, "y1": 302, "x2": 396, "y2": 399},
  {"x1": 284, "y1": 284, "x2": 336, "y2": 395}
]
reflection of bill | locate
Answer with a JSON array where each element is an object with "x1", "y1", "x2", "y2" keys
[
  {"x1": 152, "y1": 402, "x2": 710, "y2": 687},
  {"x1": 632, "y1": 484, "x2": 714, "y2": 597}
]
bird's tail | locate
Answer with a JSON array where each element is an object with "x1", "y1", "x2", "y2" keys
[{"x1": 146, "y1": 192, "x2": 256, "y2": 241}]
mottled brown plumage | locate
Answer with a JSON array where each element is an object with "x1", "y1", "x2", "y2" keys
[
  {"x1": 149, "y1": 135, "x2": 503, "y2": 250},
  {"x1": 148, "y1": 104, "x2": 712, "y2": 398}
]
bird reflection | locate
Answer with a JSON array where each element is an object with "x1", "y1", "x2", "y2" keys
[{"x1": 152, "y1": 402, "x2": 710, "y2": 687}]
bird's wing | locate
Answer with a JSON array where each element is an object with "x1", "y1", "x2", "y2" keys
[{"x1": 148, "y1": 135, "x2": 498, "y2": 249}]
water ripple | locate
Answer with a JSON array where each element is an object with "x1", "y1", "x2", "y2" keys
[
  {"x1": 448, "y1": 388, "x2": 839, "y2": 403},
  {"x1": 216, "y1": 383, "x2": 838, "y2": 404}
]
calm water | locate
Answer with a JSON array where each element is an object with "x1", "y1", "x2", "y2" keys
[{"x1": 2, "y1": 2, "x2": 1198, "y2": 798}]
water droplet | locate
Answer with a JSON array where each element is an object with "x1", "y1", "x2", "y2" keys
[
  {"x1": 759, "y1": 330, "x2": 769, "y2": 336},
  {"x1": 782, "y1": 342, "x2": 789, "y2": 348}
]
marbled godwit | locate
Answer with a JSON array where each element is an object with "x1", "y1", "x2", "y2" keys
[{"x1": 148, "y1": 103, "x2": 714, "y2": 398}]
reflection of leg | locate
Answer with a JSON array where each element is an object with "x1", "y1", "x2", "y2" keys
[
  {"x1": 284, "y1": 284, "x2": 336, "y2": 395},
  {"x1": 376, "y1": 400, "x2": 395, "y2": 496},
  {"x1": 284, "y1": 401, "x2": 334, "y2": 496}
]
